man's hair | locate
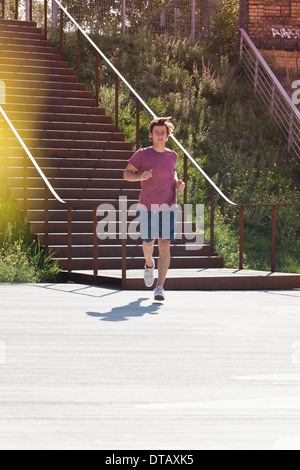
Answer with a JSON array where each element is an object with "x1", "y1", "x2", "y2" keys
[{"x1": 148, "y1": 117, "x2": 174, "y2": 138}]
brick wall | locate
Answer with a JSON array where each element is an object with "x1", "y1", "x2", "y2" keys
[
  {"x1": 246, "y1": 0, "x2": 300, "y2": 39},
  {"x1": 241, "y1": 1, "x2": 300, "y2": 74},
  {"x1": 260, "y1": 49, "x2": 300, "y2": 73}
]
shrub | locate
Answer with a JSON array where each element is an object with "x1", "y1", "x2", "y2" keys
[{"x1": 0, "y1": 182, "x2": 61, "y2": 283}]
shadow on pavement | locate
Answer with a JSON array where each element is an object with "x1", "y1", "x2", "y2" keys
[{"x1": 86, "y1": 298, "x2": 163, "y2": 322}]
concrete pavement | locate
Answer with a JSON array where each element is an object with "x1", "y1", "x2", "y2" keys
[{"x1": 0, "y1": 283, "x2": 300, "y2": 450}]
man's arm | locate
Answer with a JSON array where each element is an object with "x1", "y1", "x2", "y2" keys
[
  {"x1": 174, "y1": 171, "x2": 185, "y2": 192},
  {"x1": 124, "y1": 163, "x2": 153, "y2": 182}
]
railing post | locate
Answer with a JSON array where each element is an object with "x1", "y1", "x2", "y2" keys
[
  {"x1": 288, "y1": 110, "x2": 294, "y2": 153},
  {"x1": 120, "y1": 196, "x2": 127, "y2": 289},
  {"x1": 29, "y1": 0, "x2": 32, "y2": 22},
  {"x1": 1, "y1": 0, "x2": 5, "y2": 19},
  {"x1": 77, "y1": 29, "x2": 81, "y2": 82},
  {"x1": 23, "y1": 153, "x2": 28, "y2": 218},
  {"x1": 121, "y1": 0, "x2": 126, "y2": 35},
  {"x1": 191, "y1": 0, "x2": 196, "y2": 42},
  {"x1": 270, "y1": 83, "x2": 276, "y2": 116},
  {"x1": 67, "y1": 204, "x2": 72, "y2": 273},
  {"x1": 254, "y1": 57, "x2": 259, "y2": 94},
  {"x1": 136, "y1": 98, "x2": 140, "y2": 150},
  {"x1": 15, "y1": 0, "x2": 18, "y2": 20},
  {"x1": 271, "y1": 205, "x2": 277, "y2": 273},
  {"x1": 239, "y1": 31, "x2": 244, "y2": 64},
  {"x1": 122, "y1": 238, "x2": 127, "y2": 289},
  {"x1": 95, "y1": 53, "x2": 99, "y2": 106},
  {"x1": 210, "y1": 186, "x2": 215, "y2": 254},
  {"x1": 93, "y1": 203, "x2": 98, "y2": 277},
  {"x1": 52, "y1": 0, "x2": 58, "y2": 26},
  {"x1": 239, "y1": 205, "x2": 244, "y2": 270},
  {"x1": 25, "y1": 0, "x2": 29, "y2": 21},
  {"x1": 184, "y1": 153, "x2": 188, "y2": 206},
  {"x1": 44, "y1": 187, "x2": 49, "y2": 256},
  {"x1": 60, "y1": 8, "x2": 64, "y2": 59},
  {"x1": 3, "y1": 119, "x2": 8, "y2": 184},
  {"x1": 44, "y1": 0, "x2": 47, "y2": 40},
  {"x1": 115, "y1": 74, "x2": 119, "y2": 131}
]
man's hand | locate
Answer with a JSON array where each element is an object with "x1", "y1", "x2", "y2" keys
[
  {"x1": 176, "y1": 179, "x2": 185, "y2": 192},
  {"x1": 140, "y1": 169, "x2": 153, "y2": 181}
]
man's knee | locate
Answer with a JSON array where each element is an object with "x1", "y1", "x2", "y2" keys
[{"x1": 158, "y1": 238, "x2": 171, "y2": 254}]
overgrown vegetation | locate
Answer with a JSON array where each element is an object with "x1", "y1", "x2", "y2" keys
[
  {"x1": 47, "y1": 0, "x2": 299, "y2": 273},
  {"x1": 0, "y1": 182, "x2": 61, "y2": 283}
]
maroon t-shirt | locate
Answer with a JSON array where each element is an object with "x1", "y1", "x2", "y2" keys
[{"x1": 129, "y1": 146, "x2": 178, "y2": 211}]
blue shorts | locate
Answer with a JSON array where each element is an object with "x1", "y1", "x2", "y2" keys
[{"x1": 136, "y1": 210, "x2": 178, "y2": 243}]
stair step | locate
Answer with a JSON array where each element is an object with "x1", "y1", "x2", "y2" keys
[
  {"x1": 0, "y1": 49, "x2": 62, "y2": 61},
  {"x1": 7, "y1": 95, "x2": 97, "y2": 107},
  {"x1": 15, "y1": 198, "x2": 139, "y2": 211},
  {"x1": 0, "y1": 23, "x2": 42, "y2": 34},
  {"x1": 54, "y1": 256, "x2": 224, "y2": 271},
  {"x1": 4, "y1": 157, "x2": 128, "y2": 169},
  {"x1": 4, "y1": 138, "x2": 132, "y2": 151},
  {"x1": 0, "y1": 71, "x2": 80, "y2": 83},
  {"x1": 17, "y1": 129, "x2": 125, "y2": 142},
  {"x1": 8, "y1": 177, "x2": 134, "y2": 189},
  {"x1": 0, "y1": 63, "x2": 75, "y2": 75},
  {"x1": 50, "y1": 244, "x2": 212, "y2": 258},
  {"x1": 14, "y1": 121, "x2": 116, "y2": 132},
  {"x1": 0, "y1": 36, "x2": 54, "y2": 47},
  {"x1": 18, "y1": 139, "x2": 132, "y2": 150},
  {"x1": 10, "y1": 167, "x2": 126, "y2": 178},
  {"x1": 0, "y1": 30, "x2": 47, "y2": 40},
  {"x1": 10, "y1": 187, "x2": 140, "y2": 200},
  {"x1": 6, "y1": 87, "x2": 94, "y2": 99},
  {"x1": 0, "y1": 43, "x2": 59, "y2": 55},
  {"x1": 0, "y1": 57, "x2": 70, "y2": 68},
  {"x1": 5, "y1": 113, "x2": 111, "y2": 124},
  {"x1": 2, "y1": 148, "x2": 133, "y2": 159},
  {"x1": 0, "y1": 19, "x2": 37, "y2": 27},
  {"x1": 2, "y1": 104, "x2": 106, "y2": 115},
  {"x1": 2, "y1": 80, "x2": 87, "y2": 91}
]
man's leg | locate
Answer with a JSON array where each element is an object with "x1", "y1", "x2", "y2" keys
[
  {"x1": 156, "y1": 238, "x2": 171, "y2": 288},
  {"x1": 143, "y1": 240, "x2": 155, "y2": 268}
]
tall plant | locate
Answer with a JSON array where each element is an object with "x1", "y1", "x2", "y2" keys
[{"x1": 210, "y1": 0, "x2": 240, "y2": 55}]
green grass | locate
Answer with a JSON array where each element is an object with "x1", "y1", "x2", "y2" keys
[{"x1": 0, "y1": 181, "x2": 61, "y2": 283}]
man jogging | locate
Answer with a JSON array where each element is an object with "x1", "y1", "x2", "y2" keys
[{"x1": 123, "y1": 117, "x2": 185, "y2": 301}]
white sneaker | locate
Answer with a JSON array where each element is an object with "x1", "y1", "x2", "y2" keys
[
  {"x1": 144, "y1": 259, "x2": 155, "y2": 288},
  {"x1": 154, "y1": 285, "x2": 165, "y2": 301}
]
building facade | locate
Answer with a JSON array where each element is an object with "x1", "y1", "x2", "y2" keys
[{"x1": 240, "y1": 0, "x2": 300, "y2": 74}]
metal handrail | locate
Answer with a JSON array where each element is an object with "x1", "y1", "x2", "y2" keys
[
  {"x1": 0, "y1": 105, "x2": 66, "y2": 204},
  {"x1": 53, "y1": 0, "x2": 237, "y2": 208},
  {"x1": 239, "y1": 28, "x2": 300, "y2": 161}
]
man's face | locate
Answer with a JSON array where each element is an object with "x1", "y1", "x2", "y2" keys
[{"x1": 150, "y1": 125, "x2": 168, "y2": 145}]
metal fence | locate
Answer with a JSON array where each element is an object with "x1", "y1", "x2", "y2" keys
[
  {"x1": 240, "y1": 28, "x2": 300, "y2": 161},
  {"x1": 60, "y1": 0, "x2": 219, "y2": 39},
  {"x1": 2, "y1": 0, "x2": 220, "y2": 40}
]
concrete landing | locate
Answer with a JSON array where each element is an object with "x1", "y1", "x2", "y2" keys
[{"x1": 0, "y1": 284, "x2": 300, "y2": 450}]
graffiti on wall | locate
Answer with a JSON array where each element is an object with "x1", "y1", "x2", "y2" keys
[{"x1": 272, "y1": 27, "x2": 300, "y2": 39}]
